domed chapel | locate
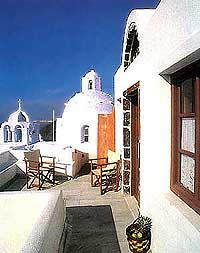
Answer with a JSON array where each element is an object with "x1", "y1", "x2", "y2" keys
[
  {"x1": 0, "y1": 99, "x2": 35, "y2": 145},
  {"x1": 56, "y1": 69, "x2": 114, "y2": 156}
]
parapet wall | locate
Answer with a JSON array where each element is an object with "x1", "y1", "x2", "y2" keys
[{"x1": 0, "y1": 190, "x2": 65, "y2": 253}]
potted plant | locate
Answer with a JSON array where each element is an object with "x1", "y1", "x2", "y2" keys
[{"x1": 126, "y1": 215, "x2": 152, "y2": 253}]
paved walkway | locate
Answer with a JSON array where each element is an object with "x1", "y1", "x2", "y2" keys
[{"x1": 52, "y1": 174, "x2": 139, "y2": 253}]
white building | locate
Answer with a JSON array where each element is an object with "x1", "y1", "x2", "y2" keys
[
  {"x1": 114, "y1": 0, "x2": 200, "y2": 252},
  {"x1": 56, "y1": 69, "x2": 113, "y2": 156},
  {"x1": 0, "y1": 100, "x2": 37, "y2": 146}
]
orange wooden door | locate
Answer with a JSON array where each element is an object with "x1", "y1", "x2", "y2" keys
[{"x1": 97, "y1": 110, "x2": 115, "y2": 159}]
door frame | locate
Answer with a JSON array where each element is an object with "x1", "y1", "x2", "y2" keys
[{"x1": 124, "y1": 82, "x2": 140, "y2": 202}]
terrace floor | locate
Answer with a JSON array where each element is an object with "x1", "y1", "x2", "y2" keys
[
  {"x1": 51, "y1": 167, "x2": 139, "y2": 253},
  {"x1": 1, "y1": 164, "x2": 141, "y2": 252}
]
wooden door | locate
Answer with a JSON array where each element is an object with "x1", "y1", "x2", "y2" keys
[
  {"x1": 97, "y1": 110, "x2": 115, "y2": 159},
  {"x1": 131, "y1": 90, "x2": 140, "y2": 202}
]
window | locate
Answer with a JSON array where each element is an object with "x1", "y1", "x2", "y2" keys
[
  {"x1": 88, "y1": 80, "x2": 93, "y2": 89},
  {"x1": 124, "y1": 22, "x2": 140, "y2": 70},
  {"x1": 171, "y1": 62, "x2": 200, "y2": 214},
  {"x1": 81, "y1": 125, "x2": 89, "y2": 143}
]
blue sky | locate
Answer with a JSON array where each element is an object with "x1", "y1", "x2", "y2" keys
[{"x1": 0, "y1": 0, "x2": 159, "y2": 123}]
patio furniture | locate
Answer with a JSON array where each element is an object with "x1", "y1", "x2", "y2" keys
[
  {"x1": 24, "y1": 149, "x2": 55, "y2": 190},
  {"x1": 89, "y1": 150, "x2": 121, "y2": 195}
]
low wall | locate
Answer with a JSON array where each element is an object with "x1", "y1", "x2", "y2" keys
[
  {"x1": 32, "y1": 142, "x2": 89, "y2": 177},
  {"x1": 0, "y1": 190, "x2": 65, "y2": 253},
  {"x1": 8, "y1": 142, "x2": 89, "y2": 178}
]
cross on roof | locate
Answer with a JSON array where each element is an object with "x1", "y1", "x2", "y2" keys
[{"x1": 18, "y1": 99, "x2": 22, "y2": 110}]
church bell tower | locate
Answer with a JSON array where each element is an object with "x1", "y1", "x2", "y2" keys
[{"x1": 81, "y1": 69, "x2": 102, "y2": 93}]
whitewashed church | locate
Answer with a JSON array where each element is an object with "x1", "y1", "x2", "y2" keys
[
  {"x1": 56, "y1": 69, "x2": 114, "y2": 156},
  {"x1": 0, "y1": 100, "x2": 38, "y2": 146}
]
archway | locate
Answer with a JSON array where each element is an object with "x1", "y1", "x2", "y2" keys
[
  {"x1": 15, "y1": 125, "x2": 22, "y2": 142},
  {"x1": 4, "y1": 125, "x2": 12, "y2": 142}
]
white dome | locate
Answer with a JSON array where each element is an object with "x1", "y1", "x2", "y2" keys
[
  {"x1": 62, "y1": 90, "x2": 113, "y2": 117},
  {"x1": 8, "y1": 109, "x2": 30, "y2": 124},
  {"x1": 8, "y1": 100, "x2": 30, "y2": 124}
]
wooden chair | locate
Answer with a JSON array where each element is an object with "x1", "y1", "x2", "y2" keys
[
  {"x1": 24, "y1": 149, "x2": 55, "y2": 190},
  {"x1": 89, "y1": 150, "x2": 121, "y2": 195}
]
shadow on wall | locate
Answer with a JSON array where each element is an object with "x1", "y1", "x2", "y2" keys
[{"x1": 64, "y1": 205, "x2": 121, "y2": 252}]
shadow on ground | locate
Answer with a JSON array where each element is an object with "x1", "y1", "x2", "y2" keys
[
  {"x1": 42, "y1": 163, "x2": 90, "y2": 190},
  {"x1": 64, "y1": 205, "x2": 121, "y2": 253}
]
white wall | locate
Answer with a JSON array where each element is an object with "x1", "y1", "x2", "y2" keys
[
  {"x1": 115, "y1": 1, "x2": 200, "y2": 252},
  {"x1": 0, "y1": 191, "x2": 65, "y2": 253},
  {"x1": 57, "y1": 108, "x2": 98, "y2": 156}
]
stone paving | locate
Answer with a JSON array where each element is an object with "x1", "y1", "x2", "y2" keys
[{"x1": 52, "y1": 174, "x2": 139, "y2": 253}]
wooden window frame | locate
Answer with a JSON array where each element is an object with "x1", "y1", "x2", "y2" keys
[{"x1": 171, "y1": 67, "x2": 200, "y2": 214}]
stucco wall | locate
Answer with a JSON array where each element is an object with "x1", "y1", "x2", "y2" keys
[
  {"x1": 0, "y1": 191, "x2": 65, "y2": 253},
  {"x1": 142, "y1": 0, "x2": 200, "y2": 73},
  {"x1": 57, "y1": 108, "x2": 99, "y2": 156},
  {"x1": 115, "y1": 1, "x2": 200, "y2": 252}
]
